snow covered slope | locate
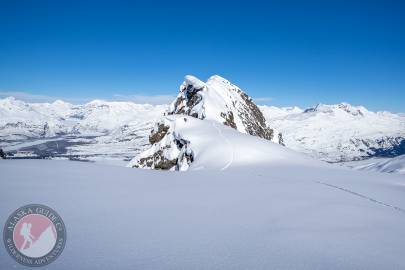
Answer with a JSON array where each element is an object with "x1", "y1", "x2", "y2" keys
[
  {"x1": 342, "y1": 154, "x2": 405, "y2": 174},
  {"x1": 129, "y1": 115, "x2": 310, "y2": 171},
  {"x1": 1, "y1": 158, "x2": 405, "y2": 269},
  {"x1": 261, "y1": 103, "x2": 405, "y2": 162}
]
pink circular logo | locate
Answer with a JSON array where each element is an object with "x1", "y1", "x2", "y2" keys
[
  {"x1": 13, "y1": 214, "x2": 57, "y2": 258},
  {"x1": 3, "y1": 204, "x2": 66, "y2": 267}
]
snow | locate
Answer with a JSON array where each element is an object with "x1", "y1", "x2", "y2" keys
[
  {"x1": 2, "y1": 96, "x2": 404, "y2": 174},
  {"x1": 341, "y1": 154, "x2": 405, "y2": 174},
  {"x1": 0, "y1": 97, "x2": 166, "y2": 161},
  {"x1": 168, "y1": 75, "x2": 282, "y2": 144},
  {"x1": 179, "y1": 116, "x2": 312, "y2": 170},
  {"x1": 260, "y1": 103, "x2": 405, "y2": 162},
  {"x1": 1, "y1": 156, "x2": 405, "y2": 269},
  {"x1": 183, "y1": 75, "x2": 206, "y2": 89},
  {"x1": 0, "y1": 97, "x2": 166, "y2": 137},
  {"x1": 2, "y1": 94, "x2": 405, "y2": 267},
  {"x1": 129, "y1": 115, "x2": 310, "y2": 171}
]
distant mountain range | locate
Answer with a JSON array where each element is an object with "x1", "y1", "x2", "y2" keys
[
  {"x1": 0, "y1": 96, "x2": 166, "y2": 162},
  {"x1": 1, "y1": 77, "x2": 404, "y2": 173},
  {"x1": 260, "y1": 103, "x2": 405, "y2": 162}
]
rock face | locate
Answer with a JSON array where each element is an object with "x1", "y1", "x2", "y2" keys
[
  {"x1": 128, "y1": 118, "x2": 194, "y2": 171},
  {"x1": 128, "y1": 75, "x2": 283, "y2": 171},
  {"x1": 168, "y1": 75, "x2": 282, "y2": 144}
]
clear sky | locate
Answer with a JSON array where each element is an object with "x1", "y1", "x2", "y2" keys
[{"x1": 0, "y1": 0, "x2": 404, "y2": 111}]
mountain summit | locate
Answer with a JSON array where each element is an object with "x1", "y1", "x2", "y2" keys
[
  {"x1": 128, "y1": 75, "x2": 283, "y2": 171},
  {"x1": 168, "y1": 75, "x2": 282, "y2": 143}
]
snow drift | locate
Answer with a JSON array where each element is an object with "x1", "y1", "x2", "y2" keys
[{"x1": 1, "y1": 158, "x2": 405, "y2": 269}]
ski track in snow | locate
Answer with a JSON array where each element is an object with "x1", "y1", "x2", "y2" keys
[
  {"x1": 212, "y1": 122, "x2": 234, "y2": 170},
  {"x1": 315, "y1": 180, "x2": 405, "y2": 214}
]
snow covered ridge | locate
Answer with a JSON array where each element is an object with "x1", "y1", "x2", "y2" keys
[
  {"x1": 128, "y1": 115, "x2": 312, "y2": 171},
  {"x1": 129, "y1": 75, "x2": 283, "y2": 171},
  {"x1": 260, "y1": 103, "x2": 405, "y2": 162}
]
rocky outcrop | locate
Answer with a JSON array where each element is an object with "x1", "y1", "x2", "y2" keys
[
  {"x1": 128, "y1": 118, "x2": 194, "y2": 171},
  {"x1": 129, "y1": 74, "x2": 284, "y2": 171},
  {"x1": 168, "y1": 75, "x2": 283, "y2": 144},
  {"x1": 236, "y1": 91, "x2": 277, "y2": 141},
  {"x1": 149, "y1": 123, "x2": 170, "y2": 144},
  {"x1": 136, "y1": 149, "x2": 178, "y2": 170}
]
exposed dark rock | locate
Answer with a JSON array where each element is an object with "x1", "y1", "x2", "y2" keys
[
  {"x1": 278, "y1": 133, "x2": 285, "y2": 146},
  {"x1": 132, "y1": 129, "x2": 195, "y2": 171},
  {"x1": 367, "y1": 137, "x2": 405, "y2": 157},
  {"x1": 149, "y1": 123, "x2": 170, "y2": 144},
  {"x1": 221, "y1": 112, "x2": 237, "y2": 129},
  {"x1": 40, "y1": 122, "x2": 50, "y2": 137},
  {"x1": 0, "y1": 148, "x2": 6, "y2": 159},
  {"x1": 169, "y1": 83, "x2": 205, "y2": 118},
  {"x1": 135, "y1": 149, "x2": 178, "y2": 170},
  {"x1": 237, "y1": 92, "x2": 279, "y2": 141}
]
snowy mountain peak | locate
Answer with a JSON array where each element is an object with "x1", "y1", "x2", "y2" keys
[
  {"x1": 304, "y1": 102, "x2": 367, "y2": 117},
  {"x1": 85, "y1": 99, "x2": 110, "y2": 107},
  {"x1": 182, "y1": 75, "x2": 207, "y2": 90},
  {"x1": 169, "y1": 75, "x2": 282, "y2": 143},
  {"x1": 129, "y1": 74, "x2": 284, "y2": 171},
  {"x1": 207, "y1": 74, "x2": 234, "y2": 85}
]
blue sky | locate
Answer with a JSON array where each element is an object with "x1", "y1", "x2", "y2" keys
[{"x1": 0, "y1": 1, "x2": 404, "y2": 111}]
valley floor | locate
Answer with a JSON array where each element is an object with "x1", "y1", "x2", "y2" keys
[{"x1": 1, "y1": 159, "x2": 405, "y2": 269}]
